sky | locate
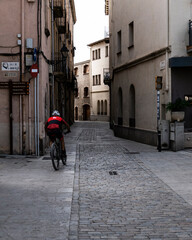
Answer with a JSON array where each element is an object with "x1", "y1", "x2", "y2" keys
[{"x1": 74, "y1": 0, "x2": 108, "y2": 63}]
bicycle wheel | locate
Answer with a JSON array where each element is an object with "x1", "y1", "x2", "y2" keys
[
  {"x1": 61, "y1": 150, "x2": 67, "y2": 165},
  {"x1": 51, "y1": 143, "x2": 59, "y2": 170}
]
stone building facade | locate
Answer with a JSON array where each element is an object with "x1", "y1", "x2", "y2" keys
[
  {"x1": 88, "y1": 38, "x2": 110, "y2": 122},
  {"x1": 108, "y1": 0, "x2": 192, "y2": 146},
  {"x1": 0, "y1": 0, "x2": 76, "y2": 155},
  {"x1": 74, "y1": 60, "x2": 91, "y2": 121},
  {"x1": 74, "y1": 38, "x2": 110, "y2": 122}
]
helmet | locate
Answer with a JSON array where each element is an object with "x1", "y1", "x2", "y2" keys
[{"x1": 52, "y1": 110, "x2": 60, "y2": 117}]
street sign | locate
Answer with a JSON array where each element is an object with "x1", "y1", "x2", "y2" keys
[
  {"x1": 30, "y1": 63, "x2": 39, "y2": 78},
  {"x1": 157, "y1": 90, "x2": 161, "y2": 152},
  {"x1": 1, "y1": 62, "x2": 19, "y2": 71}
]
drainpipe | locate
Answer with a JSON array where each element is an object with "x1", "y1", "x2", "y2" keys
[
  {"x1": 51, "y1": 0, "x2": 55, "y2": 112},
  {"x1": 37, "y1": 73, "x2": 40, "y2": 156},
  {"x1": 28, "y1": 84, "x2": 32, "y2": 154},
  {"x1": 165, "y1": 0, "x2": 170, "y2": 92},
  {"x1": 21, "y1": 0, "x2": 26, "y2": 154},
  {"x1": 34, "y1": 78, "x2": 37, "y2": 155}
]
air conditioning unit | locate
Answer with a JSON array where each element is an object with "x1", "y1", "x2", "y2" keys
[{"x1": 28, "y1": 0, "x2": 35, "y2": 2}]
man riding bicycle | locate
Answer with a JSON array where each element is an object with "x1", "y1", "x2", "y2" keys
[{"x1": 45, "y1": 110, "x2": 70, "y2": 157}]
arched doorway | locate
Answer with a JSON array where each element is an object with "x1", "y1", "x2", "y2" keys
[
  {"x1": 104, "y1": 100, "x2": 107, "y2": 115},
  {"x1": 129, "y1": 84, "x2": 135, "y2": 127},
  {"x1": 97, "y1": 100, "x2": 100, "y2": 115},
  {"x1": 118, "y1": 88, "x2": 123, "y2": 125},
  {"x1": 83, "y1": 104, "x2": 90, "y2": 120}
]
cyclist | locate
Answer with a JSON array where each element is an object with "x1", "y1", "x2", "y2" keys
[{"x1": 45, "y1": 110, "x2": 70, "y2": 157}]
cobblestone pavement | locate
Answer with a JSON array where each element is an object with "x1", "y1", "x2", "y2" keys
[
  {"x1": 69, "y1": 122, "x2": 192, "y2": 240},
  {"x1": 2, "y1": 121, "x2": 192, "y2": 239},
  {"x1": 0, "y1": 142, "x2": 76, "y2": 240}
]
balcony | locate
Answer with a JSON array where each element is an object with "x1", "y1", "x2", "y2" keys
[
  {"x1": 57, "y1": 11, "x2": 66, "y2": 34},
  {"x1": 53, "y1": 53, "x2": 67, "y2": 79},
  {"x1": 50, "y1": 0, "x2": 63, "y2": 18}
]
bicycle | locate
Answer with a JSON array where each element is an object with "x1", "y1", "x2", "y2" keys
[{"x1": 50, "y1": 137, "x2": 67, "y2": 171}]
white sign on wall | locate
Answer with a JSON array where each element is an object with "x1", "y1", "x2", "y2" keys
[
  {"x1": 1, "y1": 62, "x2": 19, "y2": 71},
  {"x1": 160, "y1": 60, "x2": 166, "y2": 71}
]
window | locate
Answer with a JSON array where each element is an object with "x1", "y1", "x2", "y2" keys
[
  {"x1": 93, "y1": 76, "x2": 96, "y2": 85},
  {"x1": 93, "y1": 75, "x2": 101, "y2": 85},
  {"x1": 98, "y1": 49, "x2": 101, "y2": 59},
  {"x1": 97, "y1": 100, "x2": 100, "y2": 115},
  {"x1": 95, "y1": 50, "x2": 98, "y2": 59},
  {"x1": 96, "y1": 75, "x2": 100, "y2": 85},
  {"x1": 101, "y1": 100, "x2": 104, "y2": 115},
  {"x1": 129, "y1": 84, "x2": 135, "y2": 127},
  {"x1": 92, "y1": 48, "x2": 101, "y2": 60},
  {"x1": 74, "y1": 88, "x2": 78, "y2": 98},
  {"x1": 105, "y1": 46, "x2": 109, "y2": 57},
  {"x1": 129, "y1": 21, "x2": 134, "y2": 48},
  {"x1": 74, "y1": 67, "x2": 78, "y2": 76},
  {"x1": 104, "y1": 100, "x2": 107, "y2": 115},
  {"x1": 117, "y1": 30, "x2": 121, "y2": 54},
  {"x1": 118, "y1": 87, "x2": 123, "y2": 125},
  {"x1": 83, "y1": 64, "x2": 89, "y2": 74},
  {"x1": 84, "y1": 87, "x2": 89, "y2": 97}
]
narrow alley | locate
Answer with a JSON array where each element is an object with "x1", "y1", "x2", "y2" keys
[{"x1": 1, "y1": 122, "x2": 192, "y2": 239}]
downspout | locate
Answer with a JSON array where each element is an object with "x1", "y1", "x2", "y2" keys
[
  {"x1": 64, "y1": 0, "x2": 67, "y2": 120},
  {"x1": 51, "y1": 0, "x2": 55, "y2": 112},
  {"x1": 165, "y1": 0, "x2": 170, "y2": 92},
  {"x1": 21, "y1": 0, "x2": 26, "y2": 154},
  {"x1": 28, "y1": 81, "x2": 32, "y2": 154},
  {"x1": 37, "y1": 73, "x2": 39, "y2": 156},
  {"x1": 35, "y1": 78, "x2": 37, "y2": 155}
]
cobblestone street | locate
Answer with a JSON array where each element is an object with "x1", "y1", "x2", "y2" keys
[
  {"x1": 69, "y1": 122, "x2": 192, "y2": 240},
  {"x1": 1, "y1": 121, "x2": 192, "y2": 239}
]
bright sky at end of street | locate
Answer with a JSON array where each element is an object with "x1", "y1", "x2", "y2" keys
[{"x1": 74, "y1": 0, "x2": 109, "y2": 63}]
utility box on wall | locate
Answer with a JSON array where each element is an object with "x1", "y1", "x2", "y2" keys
[
  {"x1": 26, "y1": 38, "x2": 33, "y2": 49},
  {"x1": 170, "y1": 122, "x2": 184, "y2": 151},
  {"x1": 159, "y1": 120, "x2": 169, "y2": 149}
]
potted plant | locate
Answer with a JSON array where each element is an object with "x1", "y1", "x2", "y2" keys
[{"x1": 166, "y1": 98, "x2": 191, "y2": 122}]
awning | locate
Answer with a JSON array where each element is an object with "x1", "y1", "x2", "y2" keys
[{"x1": 169, "y1": 57, "x2": 192, "y2": 68}]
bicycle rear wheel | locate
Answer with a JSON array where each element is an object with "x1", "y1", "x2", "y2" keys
[
  {"x1": 51, "y1": 143, "x2": 59, "y2": 170},
  {"x1": 61, "y1": 152, "x2": 67, "y2": 165}
]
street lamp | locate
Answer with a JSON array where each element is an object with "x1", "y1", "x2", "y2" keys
[
  {"x1": 60, "y1": 44, "x2": 69, "y2": 73},
  {"x1": 60, "y1": 44, "x2": 69, "y2": 118},
  {"x1": 61, "y1": 44, "x2": 69, "y2": 58}
]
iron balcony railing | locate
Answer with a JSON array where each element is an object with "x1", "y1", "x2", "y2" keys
[
  {"x1": 50, "y1": 0, "x2": 63, "y2": 18},
  {"x1": 54, "y1": 52, "x2": 68, "y2": 78},
  {"x1": 57, "y1": 10, "x2": 66, "y2": 34}
]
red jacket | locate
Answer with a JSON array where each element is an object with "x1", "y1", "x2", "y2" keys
[{"x1": 45, "y1": 116, "x2": 69, "y2": 131}]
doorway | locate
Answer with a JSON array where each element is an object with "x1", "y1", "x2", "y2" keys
[{"x1": 83, "y1": 104, "x2": 90, "y2": 120}]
